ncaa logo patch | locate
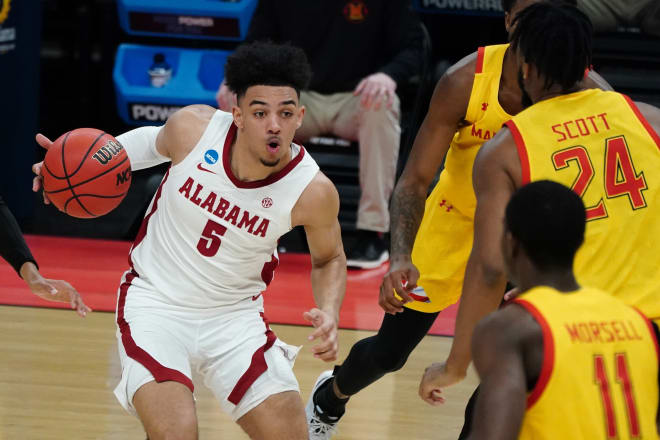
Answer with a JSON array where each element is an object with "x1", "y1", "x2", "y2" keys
[{"x1": 204, "y1": 149, "x2": 219, "y2": 165}]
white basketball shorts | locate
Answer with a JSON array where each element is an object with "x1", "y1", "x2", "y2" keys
[{"x1": 113, "y1": 271, "x2": 300, "y2": 421}]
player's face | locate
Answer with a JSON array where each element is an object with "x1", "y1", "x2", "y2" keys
[{"x1": 235, "y1": 85, "x2": 305, "y2": 168}]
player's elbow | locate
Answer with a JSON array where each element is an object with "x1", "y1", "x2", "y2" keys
[{"x1": 478, "y1": 259, "x2": 505, "y2": 288}]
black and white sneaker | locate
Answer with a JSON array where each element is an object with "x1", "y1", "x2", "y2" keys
[
  {"x1": 346, "y1": 230, "x2": 389, "y2": 269},
  {"x1": 306, "y1": 370, "x2": 340, "y2": 439}
]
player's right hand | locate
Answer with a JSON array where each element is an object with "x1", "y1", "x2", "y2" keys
[
  {"x1": 215, "y1": 81, "x2": 237, "y2": 111},
  {"x1": 379, "y1": 256, "x2": 418, "y2": 314},
  {"x1": 32, "y1": 133, "x2": 53, "y2": 204}
]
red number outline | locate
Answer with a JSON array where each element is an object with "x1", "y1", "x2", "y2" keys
[
  {"x1": 593, "y1": 353, "x2": 641, "y2": 439},
  {"x1": 552, "y1": 146, "x2": 607, "y2": 220},
  {"x1": 604, "y1": 135, "x2": 648, "y2": 210}
]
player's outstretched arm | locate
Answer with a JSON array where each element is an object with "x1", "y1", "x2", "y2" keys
[
  {"x1": 0, "y1": 196, "x2": 90, "y2": 317},
  {"x1": 381, "y1": 54, "x2": 476, "y2": 313},
  {"x1": 436, "y1": 129, "x2": 521, "y2": 386},
  {"x1": 293, "y1": 172, "x2": 346, "y2": 362},
  {"x1": 31, "y1": 105, "x2": 215, "y2": 196},
  {"x1": 467, "y1": 305, "x2": 536, "y2": 440}
]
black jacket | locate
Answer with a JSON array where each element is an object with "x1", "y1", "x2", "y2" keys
[{"x1": 246, "y1": 0, "x2": 424, "y2": 94}]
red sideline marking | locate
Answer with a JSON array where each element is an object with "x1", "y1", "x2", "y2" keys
[
  {"x1": 513, "y1": 298, "x2": 555, "y2": 409},
  {"x1": 475, "y1": 46, "x2": 485, "y2": 74},
  {"x1": 2, "y1": 238, "x2": 459, "y2": 336},
  {"x1": 505, "y1": 120, "x2": 531, "y2": 185},
  {"x1": 228, "y1": 312, "x2": 277, "y2": 404},
  {"x1": 622, "y1": 94, "x2": 660, "y2": 151}
]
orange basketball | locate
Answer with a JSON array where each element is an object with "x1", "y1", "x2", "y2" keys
[{"x1": 42, "y1": 128, "x2": 132, "y2": 218}]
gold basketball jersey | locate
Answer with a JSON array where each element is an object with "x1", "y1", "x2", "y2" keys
[
  {"x1": 408, "y1": 45, "x2": 513, "y2": 313},
  {"x1": 507, "y1": 89, "x2": 660, "y2": 322},
  {"x1": 514, "y1": 286, "x2": 659, "y2": 440}
]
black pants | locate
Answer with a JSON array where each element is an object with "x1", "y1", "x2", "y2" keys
[
  {"x1": 333, "y1": 305, "x2": 483, "y2": 438},
  {"x1": 334, "y1": 307, "x2": 439, "y2": 395}
]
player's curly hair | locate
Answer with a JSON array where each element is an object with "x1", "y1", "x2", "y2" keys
[
  {"x1": 224, "y1": 41, "x2": 312, "y2": 102},
  {"x1": 506, "y1": 180, "x2": 586, "y2": 270},
  {"x1": 501, "y1": 0, "x2": 576, "y2": 13},
  {"x1": 510, "y1": 2, "x2": 592, "y2": 91}
]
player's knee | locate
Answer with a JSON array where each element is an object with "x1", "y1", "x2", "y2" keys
[
  {"x1": 372, "y1": 348, "x2": 408, "y2": 373},
  {"x1": 146, "y1": 414, "x2": 198, "y2": 440}
]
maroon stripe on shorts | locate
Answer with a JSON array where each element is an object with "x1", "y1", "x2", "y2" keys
[
  {"x1": 117, "y1": 271, "x2": 194, "y2": 392},
  {"x1": 228, "y1": 312, "x2": 277, "y2": 404}
]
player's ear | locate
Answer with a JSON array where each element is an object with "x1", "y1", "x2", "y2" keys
[
  {"x1": 522, "y1": 61, "x2": 531, "y2": 81},
  {"x1": 296, "y1": 105, "x2": 305, "y2": 130},
  {"x1": 504, "y1": 12, "x2": 512, "y2": 34},
  {"x1": 232, "y1": 104, "x2": 244, "y2": 129}
]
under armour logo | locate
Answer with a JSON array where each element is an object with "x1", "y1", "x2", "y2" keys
[
  {"x1": 439, "y1": 199, "x2": 454, "y2": 212},
  {"x1": 482, "y1": 102, "x2": 489, "y2": 111},
  {"x1": 262, "y1": 197, "x2": 273, "y2": 208}
]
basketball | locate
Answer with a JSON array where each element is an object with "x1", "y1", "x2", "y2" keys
[{"x1": 42, "y1": 128, "x2": 132, "y2": 218}]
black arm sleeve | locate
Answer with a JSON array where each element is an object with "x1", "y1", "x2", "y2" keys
[
  {"x1": 379, "y1": 0, "x2": 424, "y2": 88},
  {"x1": 0, "y1": 195, "x2": 37, "y2": 276}
]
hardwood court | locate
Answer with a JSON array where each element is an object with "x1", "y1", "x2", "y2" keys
[{"x1": 0, "y1": 306, "x2": 479, "y2": 440}]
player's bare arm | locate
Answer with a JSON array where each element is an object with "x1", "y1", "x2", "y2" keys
[
  {"x1": 419, "y1": 128, "x2": 522, "y2": 399},
  {"x1": 381, "y1": 52, "x2": 477, "y2": 313},
  {"x1": 468, "y1": 304, "x2": 542, "y2": 440},
  {"x1": 449, "y1": 128, "x2": 522, "y2": 373},
  {"x1": 31, "y1": 104, "x2": 216, "y2": 197},
  {"x1": 153, "y1": 104, "x2": 215, "y2": 165},
  {"x1": 292, "y1": 171, "x2": 346, "y2": 362}
]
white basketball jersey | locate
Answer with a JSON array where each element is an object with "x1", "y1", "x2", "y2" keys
[{"x1": 128, "y1": 111, "x2": 320, "y2": 307}]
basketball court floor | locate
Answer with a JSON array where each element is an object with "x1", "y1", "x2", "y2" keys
[{"x1": 0, "y1": 236, "x2": 478, "y2": 439}]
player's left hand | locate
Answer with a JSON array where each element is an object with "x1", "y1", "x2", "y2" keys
[
  {"x1": 26, "y1": 276, "x2": 92, "y2": 318},
  {"x1": 354, "y1": 72, "x2": 396, "y2": 111},
  {"x1": 32, "y1": 133, "x2": 53, "y2": 204},
  {"x1": 303, "y1": 308, "x2": 339, "y2": 362},
  {"x1": 418, "y1": 361, "x2": 466, "y2": 406}
]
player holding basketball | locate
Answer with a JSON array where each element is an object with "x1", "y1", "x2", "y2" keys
[
  {"x1": 469, "y1": 180, "x2": 659, "y2": 439},
  {"x1": 420, "y1": 1, "x2": 660, "y2": 418},
  {"x1": 33, "y1": 42, "x2": 346, "y2": 440},
  {"x1": 306, "y1": 0, "x2": 610, "y2": 438}
]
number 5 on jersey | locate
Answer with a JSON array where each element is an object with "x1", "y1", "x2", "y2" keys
[{"x1": 197, "y1": 220, "x2": 227, "y2": 257}]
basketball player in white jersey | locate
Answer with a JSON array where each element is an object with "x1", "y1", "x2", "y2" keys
[{"x1": 31, "y1": 42, "x2": 346, "y2": 440}]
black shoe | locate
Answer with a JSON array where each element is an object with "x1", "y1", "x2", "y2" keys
[{"x1": 346, "y1": 230, "x2": 389, "y2": 269}]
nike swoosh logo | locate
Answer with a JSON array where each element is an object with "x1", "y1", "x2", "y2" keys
[
  {"x1": 252, "y1": 293, "x2": 262, "y2": 301},
  {"x1": 197, "y1": 163, "x2": 216, "y2": 174}
]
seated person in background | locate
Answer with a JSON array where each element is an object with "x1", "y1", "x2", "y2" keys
[
  {"x1": 578, "y1": 0, "x2": 660, "y2": 36},
  {"x1": 217, "y1": 0, "x2": 424, "y2": 269},
  {"x1": 469, "y1": 180, "x2": 660, "y2": 440},
  {"x1": 0, "y1": 194, "x2": 90, "y2": 317}
]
